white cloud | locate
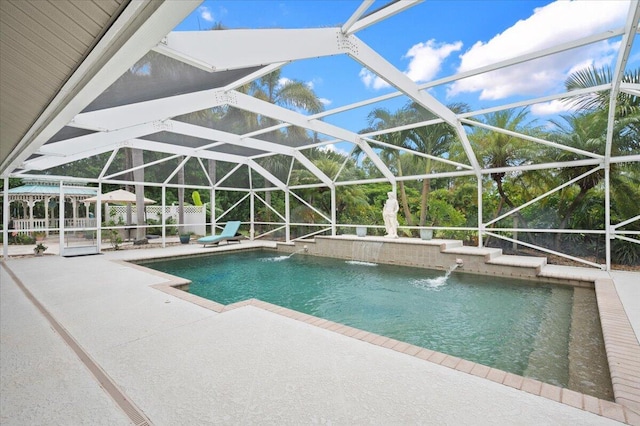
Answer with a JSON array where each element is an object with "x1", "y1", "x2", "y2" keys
[
  {"x1": 319, "y1": 98, "x2": 332, "y2": 106},
  {"x1": 359, "y1": 68, "x2": 390, "y2": 90},
  {"x1": 530, "y1": 99, "x2": 576, "y2": 115},
  {"x1": 447, "y1": 0, "x2": 629, "y2": 100},
  {"x1": 278, "y1": 77, "x2": 291, "y2": 87},
  {"x1": 405, "y1": 40, "x2": 463, "y2": 82},
  {"x1": 319, "y1": 143, "x2": 349, "y2": 157},
  {"x1": 199, "y1": 6, "x2": 214, "y2": 22},
  {"x1": 360, "y1": 39, "x2": 462, "y2": 90}
]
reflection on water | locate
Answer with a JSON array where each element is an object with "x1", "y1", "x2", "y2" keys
[{"x1": 141, "y1": 250, "x2": 612, "y2": 400}]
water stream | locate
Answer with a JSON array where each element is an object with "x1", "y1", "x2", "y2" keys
[
  {"x1": 262, "y1": 248, "x2": 306, "y2": 262},
  {"x1": 413, "y1": 263, "x2": 459, "y2": 289}
]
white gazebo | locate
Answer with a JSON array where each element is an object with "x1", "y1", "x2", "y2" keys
[{"x1": 7, "y1": 179, "x2": 97, "y2": 234}]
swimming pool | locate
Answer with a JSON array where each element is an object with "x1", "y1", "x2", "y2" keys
[{"x1": 141, "y1": 249, "x2": 612, "y2": 400}]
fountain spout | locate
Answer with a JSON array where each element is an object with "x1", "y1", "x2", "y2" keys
[
  {"x1": 288, "y1": 248, "x2": 306, "y2": 258},
  {"x1": 445, "y1": 263, "x2": 459, "y2": 279}
]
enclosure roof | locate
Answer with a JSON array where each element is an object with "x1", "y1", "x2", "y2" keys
[{"x1": 1, "y1": 0, "x2": 639, "y2": 186}]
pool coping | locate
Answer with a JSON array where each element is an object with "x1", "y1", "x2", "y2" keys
[{"x1": 130, "y1": 254, "x2": 640, "y2": 425}]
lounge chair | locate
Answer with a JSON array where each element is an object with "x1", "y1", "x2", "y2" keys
[{"x1": 197, "y1": 221, "x2": 242, "y2": 247}]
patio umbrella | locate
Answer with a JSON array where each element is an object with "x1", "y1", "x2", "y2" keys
[
  {"x1": 83, "y1": 189, "x2": 155, "y2": 205},
  {"x1": 84, "y1": 189, "x2": 156, "y2": 239}
]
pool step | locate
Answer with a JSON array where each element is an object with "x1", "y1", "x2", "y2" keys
[
  {"x1": 442, "y1": 246, "x2": 503, "y2": 260},
  {"x1": 536, "y1": 265, "x2": 608, "y2": 283},
  {"x1": 487, "y1": 255, "x2": 547, "y2": 268}
]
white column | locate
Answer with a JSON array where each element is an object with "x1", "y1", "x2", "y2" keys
[
  {"x1": 59, "y1": 182, "x2": 65, "y2": 254},
  {"x1": 2, "y1": 177, "x2": 9, "y2": 259},
  {"x1": 211, "y1": 189, "x2": 216, "y2": 234},
  {"x1": 331, "y1": 186, "x2": 336, "y2": 236},
  {"x1": 605, "y1": 164, "x2": 611, "y2": 271},
  {"x1": 44, "y1": 197, "x2": 50, "y2": 235},
  {"x1": 285, "y1": 190, "x2": 290, "y2": 242},
  {"x1": 96, "y1": 182, "x2": 102, "y2": 251},
  {"x1": 161, "y1": 186, "x2": 166, "y2": 248},
  {"x1": 250, "y1": 190, "x2": 255, "y2": 241},
  {"x1": 28, "y1": 198, "x2": 35, "y2": 231},
  {"x1": 72, "y1": 198, "x2": 78, "y2": 228},
  {"x1": 477, "y1": 177, "x2": 484, "y2": 247}
]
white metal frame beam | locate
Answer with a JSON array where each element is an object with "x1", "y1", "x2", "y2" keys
[{"x1": 0, "y1": 0, "x2": 202, "y2": 176}]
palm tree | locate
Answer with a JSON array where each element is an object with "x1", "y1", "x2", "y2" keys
[
  {"x1": 470, "y1": 108, "x2": 538, "y2": 216},
  {"x1": 547, "y1": 109, "x2": 639, "y2": 249},
  {"x1": 246, "y1": 70, "x2": 325, "y2": 125},
  {"x1": 363, "y1": 107, "x2": 415, "y2": 228},
  {"x1": 240, "y1": 70, "x2": 325, "y2": 216},
  {"x1": 405, "y1": 102, "x2": 469, "y2": 226},
  {"x1": 548, "y1": 112, "x2": 606, "y2": 228},
  {"x1": 563, "y1": 66, "x2": 639, "y2": 117}
]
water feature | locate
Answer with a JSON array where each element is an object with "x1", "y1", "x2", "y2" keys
[
  {"x1": 352, "y1": 241, "x2": 383, "y2": 264},
  {"x1": 288, "y1": 248, "x2": 306, "y2": 258},
  {"x1": 412, "y1": 263, "x2": 459, "y2": 289},
  {"x1": 140, "y1": 250, "x2": 611, "y2": 400},
  {"x1": 261, "y1": 248, "x2": 306, "y2": 262}
]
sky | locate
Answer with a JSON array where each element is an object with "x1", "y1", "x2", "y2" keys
[{"x1": 172, "y1": 0, "x2": 638, "y2": 137}]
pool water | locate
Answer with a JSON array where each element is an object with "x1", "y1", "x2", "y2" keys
[{"x1": 142, "y1": 250, "x2": 609, "y2": 396}]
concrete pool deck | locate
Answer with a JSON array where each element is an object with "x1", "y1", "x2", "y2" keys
[{"x1": 1, "y1": 240, "x2": 639, "y2": 425}]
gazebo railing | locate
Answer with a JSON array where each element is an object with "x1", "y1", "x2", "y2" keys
[{"x1": 12, "y1": 218, "x2": 97, "y2": 232}]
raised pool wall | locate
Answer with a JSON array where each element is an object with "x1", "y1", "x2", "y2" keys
[
  {"x1": 274, "y1": 236, "x2": 640, "y2": 417},
  {"x1": 277, "y1": 235, "x2": 592, "y2": 287}
]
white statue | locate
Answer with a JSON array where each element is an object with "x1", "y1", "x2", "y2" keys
[{"x1": 383, "y1": 191, "x2": 399, "y2": 238}]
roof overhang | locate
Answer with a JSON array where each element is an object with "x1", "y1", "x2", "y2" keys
[{"x1": 0, "y1": 0, "x2": 202, "y2": 176}]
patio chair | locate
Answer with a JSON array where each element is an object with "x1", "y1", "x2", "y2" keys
[{"x1": 197, "y1": 221, "x2": 242, "y2": 247}]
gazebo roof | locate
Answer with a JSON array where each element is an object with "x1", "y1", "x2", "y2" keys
[{"x1": 7, "y1": 184, "x2": 96, "y2": 197}]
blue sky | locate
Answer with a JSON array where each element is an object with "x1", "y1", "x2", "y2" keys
[{"x1": 173, "y1": 1, "x2": 638, "y2": 135}]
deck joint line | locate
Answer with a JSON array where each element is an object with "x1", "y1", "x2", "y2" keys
[{"x1": 1, "y1": 261, "x2": 153, "y2": 426}]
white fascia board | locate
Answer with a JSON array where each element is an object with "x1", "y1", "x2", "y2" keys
[
  {"x1": 247, "y1": 159, "x2": 287, "y2": 191},
  {"x1": 167, "y1": 120, "x2": 297, "y2": 156},
  {"x1": 1, "y1": 0, "x2": 202, "y2": 175},
  {"x1": 72, "y1": 88, "x2": 227, "y2": 131},
  {"x1": 160, "y1": 28, "x2": 341, "y2": 71}
]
